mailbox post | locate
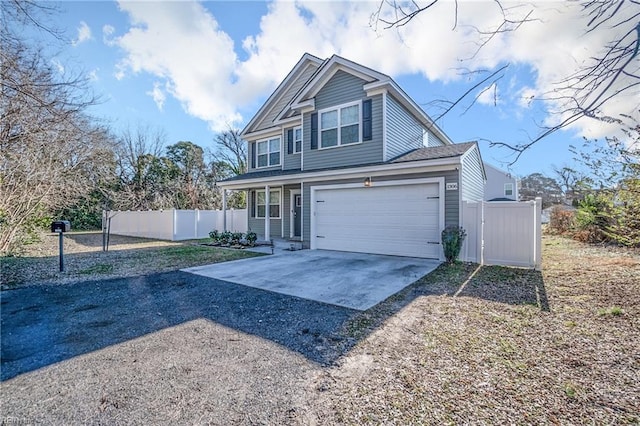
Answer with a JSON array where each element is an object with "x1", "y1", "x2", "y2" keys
[{"x1": 51, "y1": 220, "x2": 71, "y2": 272}]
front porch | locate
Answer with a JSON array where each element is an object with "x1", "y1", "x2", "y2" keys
[{"x1": 220, "y1": 182, "x2": 305, "y2": 245}]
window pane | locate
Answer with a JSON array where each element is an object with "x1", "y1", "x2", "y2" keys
[
  {"x1": 294, "y1": 128, "x2": 302, "y2": 141},
  {"x1": 269, "y1": 138, "x2": 280, "y2": 152},
  {"x1": 341, "y1": 105, "x2": 358, "y2": 125},
  {"x1": 257, "y1": 192, "x2": 265, "y2": 204},
  {"x1": 258, "y1": 154, "x2": 268, "y2": 167},
  {"x1": 269, "y1": 190, "x2": 279, "y2": 204},
  {"x1": 321, "y1": 129, "x2": 338, "y2": 147},
  {"x1": 295, "y1": 140, "x2": 302, "y2": 153},
  {"x1": 269, "y1": 152, "x2": 280, "y2": 165},
  {"x1": 257, "y1": 141, "x2": 268, "y2": 154},
  {"x1": 321, "y1": 110, "x2": 337, "y2": 129},
  {"x1": 269, "y1": 205, "x2": 279, "y2": 218},
  {"x1": 257, "y1": 205, "x2": 266, "y2": 218},
  {"x1": 341, "y1": 124, "x2": 359, "y2": 144}
]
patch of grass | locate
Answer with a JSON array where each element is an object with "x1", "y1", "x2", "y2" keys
[
  {"x1": 77, "y1": 264, "x2": 114, "y2": 275},
  {"x1": 564, "y1": 383, "x2": 578, "y2": 399},
  {"x1": 345, "y1": 314, "x2": 375, "y2": 338},
  {"x1": 597, "y1": 306, "x2": 624, "y2": 317}
]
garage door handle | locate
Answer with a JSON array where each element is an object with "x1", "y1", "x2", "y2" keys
[
  {"x1": 316, "y1": 235, "x2": 325, "y2": 238},
  {"x1": 427, "y1": 241, "x2": 440, "y2": 244}
]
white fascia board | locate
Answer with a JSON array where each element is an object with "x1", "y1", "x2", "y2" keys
[
  {"x1": 218, "y1": 157, "x2": 462, "y2": 190},
  {"x1": 241, "y1": 54, "x2": 323, "y2": 137},
  {"x1": 290, "y1": 56, "x2": 388, "y2": 109},
  {"x1": 242, "y1": 126, "x2": 282, "y2": 141},
  {"x1": 291, "y1": 98, "x2": 315, "y2": 111},
  {"x1": 273, "y1": 116, "x2": 302, "y2": 127}
]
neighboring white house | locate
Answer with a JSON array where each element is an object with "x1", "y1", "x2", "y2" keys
[{"x1": 483, "y1": 162, "x2": 519, "y2": 201}]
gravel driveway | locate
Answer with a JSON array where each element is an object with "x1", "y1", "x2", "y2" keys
[{"x1": 1, "y1": 271, "x2": 358, "y2": 424}]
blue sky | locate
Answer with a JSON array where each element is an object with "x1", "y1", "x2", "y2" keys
[{"x1": 27, "y1": 1, "x2": 638, "y2": 178}]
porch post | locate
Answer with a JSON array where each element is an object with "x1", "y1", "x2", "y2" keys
[
  {"x1": 222, "y1": 189, "x2": 227, "y2": 232},
  {"x1": 264, "y1": 185, "x2": 270, "y2": 241}
]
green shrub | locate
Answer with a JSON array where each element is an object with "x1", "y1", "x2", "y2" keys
[
  {"x1": 231, "y1": 232, "x2": 244, "y2": 244},
  {"x1": 209, "y1": 229, "x2": 220, "y2": 242},
  {"x1": 245, "y1": 231, "x2": 257, "y2": 246},
  {"x1": 441, "y1": 226, "x2": 467, "y2": 263},
  {"x1": 219, "y1": 231, "x2": 233, "y2": 245}
]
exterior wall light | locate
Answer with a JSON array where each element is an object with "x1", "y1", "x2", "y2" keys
[{"x1": 364, "y1": 177, "x2": 372, "y2": 187}]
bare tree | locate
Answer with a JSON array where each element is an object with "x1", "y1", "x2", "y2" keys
[
  {"x1": 373, "y1": 0, "x2": 640, "y2": 161},
  {"x1": 0, "y1": 1, "x2": 114, "y2": 254},
  {"x1": 212, "y1": 127, "x2": 247, "y2": 178}
]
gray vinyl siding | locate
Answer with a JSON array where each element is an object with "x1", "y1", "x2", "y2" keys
[
  {"x1": 283, "y1": 126, "x2": 302, "y2": 170},
  {"x1": 425, "y1": 130, "x2": 445, "y2": 147},
  {"x1": 385, "y1": 94, "x2": 424, "y2": 160},
  {"x1": 302, "y1": 170, "x2": 460, "y2": 246},
  {"x1": 247, "y1": 188, "x2": 283, "y2": 239},
  {"x1": 303, "y1": 71, "x2": 384, "y2": 170},
  {"x1": 461, "y1": 146, "x2": 485, "y2": 201},
  {"x1": 254, "y1": 63, "x2": 319, "y2": 132}
]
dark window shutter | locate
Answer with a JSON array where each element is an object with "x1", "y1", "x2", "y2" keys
[
  {"x1": 362, "y1": 99, "x2": 372, "y2": 141},
  {"x1": 310, "y1": 113, "x2": 318, "y2": 150},
  {"x1": 287, "y1": 129, "x2": 293, "y2": 154},
  {"x1": 250, "y1": 143, "x2": 256, "y2": 169},
  {"x1": 250, "y1": 191, "x2": 256, "y2": 218}
]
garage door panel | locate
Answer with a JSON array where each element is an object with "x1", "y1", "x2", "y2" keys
[{"x1": 313, "y1": 183, "x2": 441, "y2": 259}]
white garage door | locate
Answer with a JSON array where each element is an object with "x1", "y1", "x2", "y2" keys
[{"x1": 312, "y1": 182, "x2": 442, "y2": 259}]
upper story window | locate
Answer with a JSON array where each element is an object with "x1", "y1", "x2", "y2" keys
[
  {"x1": 504, "y1": 183, "x2": 514, "y2": 197},
  {"x1": 319, "y1": 101, "x2": 360, "y2": 149},
  {"x1": 256, "y1": 137, "x2": 280, "y2": 168},
  {"x1": 293, "y1": 127, "x2": 302, "y2": 154}
]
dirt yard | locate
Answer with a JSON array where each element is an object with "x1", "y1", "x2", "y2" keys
[
  {"x1": 0, "y1": 231, "x2": 258, "y2": 288},
  {"x1": 1, "y1": 235, "x2": 638, "y2": 424}
]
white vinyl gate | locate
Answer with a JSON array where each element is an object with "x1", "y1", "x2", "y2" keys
[{"x1": 462, "y1": 198, "x2": 542, "y2": 269}]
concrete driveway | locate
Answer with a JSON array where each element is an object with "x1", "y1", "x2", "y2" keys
[{"x1": 182, "y1": 250, "x2": 440, "y2": 310}]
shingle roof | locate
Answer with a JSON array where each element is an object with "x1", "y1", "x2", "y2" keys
[
  {"x1": 219, "y1": 142, "x2": 478, "y2": 183},
  {"x1": 391, "y1": 141, "x2": 477, "y2": 163},
  {"x1": 220, "y1": 167, "x2": 303, "y2": 182}
]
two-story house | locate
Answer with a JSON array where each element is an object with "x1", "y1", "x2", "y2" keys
[{"x1": 218, "y1": 53, "x2": 486, "y2": 259}]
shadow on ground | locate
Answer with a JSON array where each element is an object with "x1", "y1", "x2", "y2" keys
[{"x1": 1, "y1": 262, "x2": 548, "y2": 381}]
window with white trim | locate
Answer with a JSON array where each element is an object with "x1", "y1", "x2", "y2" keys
[
  {"x1": 293, "y1": 127, "x2": 302, "y2": 154},
  {"x1": 256, "y1": 137, "x2": 280, "y2": 168},
  {"x1": 504, "y1": 183, "x2": 514, "y2": 197},
  {"x1": 319, "y1": 101, "x2": 360, "y2": 148},
  {"x1": 256, "y1": 189, "x2": 281, "y2": 218}
]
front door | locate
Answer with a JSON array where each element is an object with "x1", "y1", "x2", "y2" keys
[{"x1": 293, "y1": 193, "x2": 302, "y2": 238}]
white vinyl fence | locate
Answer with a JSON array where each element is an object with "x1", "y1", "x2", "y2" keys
[
  {"x1": 104, "y1": 209, "x2": 248, "y2": 241},
  {"x1": 461, "y1": 198, "x2": 542, "y2": 269}
]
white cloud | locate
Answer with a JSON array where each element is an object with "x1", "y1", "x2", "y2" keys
[
  {"x1": 88, "y1": 68, "x2": 99, "y2": 82},
  {"x1": 477, "y1": 83, "x2": 499, "y2": 106},
  {"x1": 112, "y1": 1, "x2": 241, "y2": 130},
  {"x1": 102, "y1": 24, "x2": 116, "y2": 46},
  {"x1": 109, "y1": 0, "x2": 639, "y2": 139},
  {"x1": 51, "y1": 58, "x2": 64, "y2": 74},
  {"x1": 73, "y1": 21, "x2": 92, "y2": 46},
  {"x1": 147, "y1": 82, "x2": 166, "y2": 111}
]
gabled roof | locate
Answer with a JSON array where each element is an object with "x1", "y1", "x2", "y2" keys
[
  {"x1": 289, "y1": 54, "x2": 392, "y2": 109},
  {"x1": 391, "y1": 142, "x2": 477, "y2": 163},
  {"x1": 242, "y1": 52, "x2": 454, "y2": 145},
  {"x1": 241, "y1": 53, "x2": 323, "y2": 136}
]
